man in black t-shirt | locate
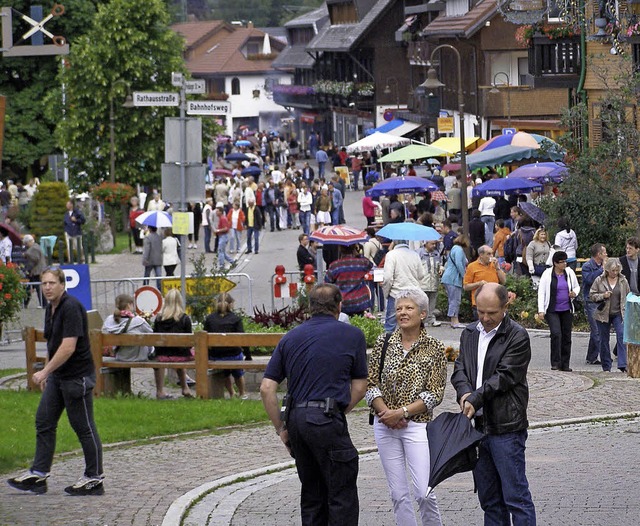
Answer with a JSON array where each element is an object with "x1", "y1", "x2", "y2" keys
[
  {"x1": 7, "y1": 268, "x2": 104, "y2": 496},
  {"x1": 260, "y1": 284, "x2": 368, "y2": 526}
]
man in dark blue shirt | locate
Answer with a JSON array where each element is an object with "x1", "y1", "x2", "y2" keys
[
  {"x1": 261, "y1": 284, "x2": 368, "y2": 526},
  {"x1": 7, "y1": 268, "x2": 104, "y2": 496}
]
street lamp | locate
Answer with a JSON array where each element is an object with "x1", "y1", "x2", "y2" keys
[
  {"x1": 383, "y1": 76, "x2": 400, "y2": 109},
  {"x1": 109, "y1": 79, "x2": 134, "y2": 183},
  {"x1": 420, "y1": 45, "x2": 469, "y2": 239},
  {"x1": 489, "y1": 72, "x2": 511, "y2": 128}
]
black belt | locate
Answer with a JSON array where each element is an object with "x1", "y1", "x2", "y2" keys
[{"x1": 295, "y1": 401, "x2": 328, "y2": 409}]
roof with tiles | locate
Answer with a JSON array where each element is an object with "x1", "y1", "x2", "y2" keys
[
  {"x1": 185, "y1": 27, "x2": 286, "y2": 76},
  {"x1": 171, "y1": 20, "x2": 230, "y2": 49},
  {"x1": 306, "y1": 0, "x2": 395, "y2": 52},
  {"x1": 423, "y1": 0, "x2": 497, "y2": 38}
]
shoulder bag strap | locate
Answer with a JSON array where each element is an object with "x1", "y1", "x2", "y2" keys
[{"x1": 378, "y1": 333, "x2": 392, "y2": 383}]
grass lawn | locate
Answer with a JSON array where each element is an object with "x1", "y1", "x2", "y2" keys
[
  {"x1": 0, "y1": 390, "x2": 269, "y2": 474},
  {"x1": 110, "y1": 231, "x2": 131, "y2": 254}
]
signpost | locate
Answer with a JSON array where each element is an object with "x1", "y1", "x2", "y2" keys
[
  {"x1": 184, "y1": 79, "x2": 206, "y2": 94},
  {"x1": 132, "y1": 92, "x2": 179, "y2": 107},
  {"x1": 187, "y1": 100, "x2": 231, "y2": 115}
]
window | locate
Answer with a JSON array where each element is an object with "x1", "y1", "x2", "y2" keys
[{"x1": 231, "y1": 78, "x2": 240, "y2": 95}]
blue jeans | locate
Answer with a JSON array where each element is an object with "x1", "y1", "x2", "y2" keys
[
  {"x1": 474, "y1": 430, "x2": 536, "y2": 526},
  {"x1": 331, "y1": 208, "x2": 340, "y2": 225},
  {"x1": 144, "y1": 265, "x2": 162, "y2": 289},
  {"x1": 229, "y1": 228, "x2": 241, "y2": 252},
  {"x1": 299, "y1": 210, "x2": 310, "y2": 235},
  {"x1": 352, "y1": 170, "x2": 361, "y2": 190},
  {"x1": 384, "y1": 296, "x2": 396, "y2": 333},
  {"x1": 443, "y1": 284, "x2": 462, "y2": 318},
  {"x1": 33, "y1": 374, "x2": 103, "y2": 478},
  {"x1": 246, "y1": 227, "x2": 260, "y2": 253},
  {"x1": 481, "y1": 215, "x2": 495, "y2": 246},
  {"x1": 584, "y1": 300, "x2": 600, "y2": 362},
  {"x1": 597, "y1": 314, "x2": 626, "y2": 371},
  {"x1": 203, "y1": 225, "x2": 212, "y2": 253},
  {"x1": 217, "y1": 233, "x2": 235, "y2": 269},
  {"x1": 318, "y1": 161, "x2": 326, "y2": 178},
  {"x1": 368, "y1": 281, "x2": 385, "y2": 311}
]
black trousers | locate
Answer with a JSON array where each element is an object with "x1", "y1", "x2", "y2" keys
[
  {"x1": 287, "y1": 407, "x2": 359, "y2": 526},
  {"x1": 545, "y1": 310, "x2": 573, "y2": 369}
]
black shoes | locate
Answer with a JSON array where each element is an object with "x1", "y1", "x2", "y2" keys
[
  {"x1": 551, "y1": 366, "x2": 559, "y2": 370},
  {"x1": 7, "y1": 472, "x2": 48, "y2": 494},
  {"x1": 586, "y1": 360, "x2": 602, "y2": 365},
  {"x1": 561, "y1": 367, "x2": 573, "y2": 372},
  {"x1": 619, "y1": 367, "x2": 627, "y2": 373},
  {"x1": 64, "y1": 477, "x2": 105, "y2": 496}
]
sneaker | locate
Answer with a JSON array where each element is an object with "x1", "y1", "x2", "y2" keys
[
  {"x1": 7, "y1": 471, "x2": 47, "y2": 494},
  {"x1": 64, "y1": 477, "x2": 104, "y2": 496},
  {"x1": 430, "y1": 321, "x2": 442, "y2": 327}
]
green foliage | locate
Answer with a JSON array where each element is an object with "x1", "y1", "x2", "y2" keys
[
  {"x1": 185, "y1": 253, "x2": 232, "y2": 324},
  {"x1": 0, "y1": 389, "x2": 268, "y2": 474},
  {"x1": 0, "y1": 0, "x2": 99, "y2": 178},
  {"x1": 47, "y1": 0, "x2": 187, "y2": 189},
  {"x1": 547, "y1": 73, "x2": 640, "y2": 256},
  {"x1": 349, "y1": 315, "x2": 384, "y2": 348},
  {"x1": 27, "y1": 182, "x2": 69, "y2": 244}
]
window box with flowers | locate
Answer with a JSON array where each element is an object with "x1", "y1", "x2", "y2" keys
[
  {"x1": 356, "y1": 82, "x2": 374, "y2": 98},
  {"x1": 272, "y1": 84, "x2": 316, "y2": 96},
  {"x1": 0, "y1": 262, "x2": 28, "y2": 337},
  {"x1": 312, "y1": 80, "x2": 354, "y2": 97},
  {"x1": 515, "y1": 23, "x2": 581, "y2": 48}
]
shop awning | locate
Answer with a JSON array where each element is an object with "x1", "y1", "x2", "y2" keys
[
  {"x1": 430, "y1": 136, "x2": 479, "y2": 154},
  {"x1": 365, "y1": 119, "x2": 423, "y2": 137}
]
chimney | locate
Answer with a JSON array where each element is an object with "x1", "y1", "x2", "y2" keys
[{"x1": 247, "y1": 21, "x2": 253, "y2": 29}]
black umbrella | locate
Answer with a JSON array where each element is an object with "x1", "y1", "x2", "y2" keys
[
  {"x1": 426, "y1": 412, "x2": 484, "y2": 496},
  {"x1": 225, "y1": 152, "x2": 250, "y2": 162},
  {"x1": 519, "y1": 201, "x2": 546, "y2": 226}
]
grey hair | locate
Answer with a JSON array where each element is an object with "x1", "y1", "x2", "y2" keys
[
  {"x1": 395, "y1": 289, "x2": 430, "y2": 313},
  {"x1": 23, "y1": 234, "x2": 34, "y2": 244},
  {"x1": 604, "y1": 257, "x2": 622, "y2": 274}
]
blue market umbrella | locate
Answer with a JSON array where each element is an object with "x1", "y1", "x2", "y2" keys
[
  {"x1": 472, "y1": 178, "x2": 542, "y2": 197},
  {"x1": 426, "y1": 412, "x2": 484, "y2": 496},
  {"x1": 365, "y1": 176, "x2": 437, "y2": 197},
  {"x1": 235, "y1": 140, "x2": 252, "y2": 147},
  {"x1": 225, "y1": 152, "x2": 251, "y2": 162},
  {"x1": 508, "y1": 162, "x2": 568, "y2": 183},
  {"x1": 376, "y1": 222, "x2": 440, "y2": 241},
  {"x1": 241, "y1": 165, "x2": 262, "y2": 177}
]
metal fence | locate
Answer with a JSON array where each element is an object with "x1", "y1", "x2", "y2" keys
[{"x1": 2, "y1": 273, "x2": 254, "y2": 345}]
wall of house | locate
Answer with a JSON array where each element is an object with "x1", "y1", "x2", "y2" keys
[
  {"x1": 583, "y1": 41, "x2": 630, "y2": 91},
  {"x1": 224, "y1": 72, "x2": 293, "y2": 135}
]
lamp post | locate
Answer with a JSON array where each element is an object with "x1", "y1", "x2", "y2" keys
[
  {"x1": 420, "y1": 45, "x2": 469, "y2": 239},
  {"x1": 109, "y1": 79, "x2": 134, "y2": 183},
  {"x1": 383, "y1": 76, "x2": 400, "y2": 109},
  {"x1": 489, "y1": 72, "x2": 511, "y2": 128}
]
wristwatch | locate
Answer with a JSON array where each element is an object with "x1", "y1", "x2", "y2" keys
[{"x1": 402, "y1": 406, "x2": 410, "y2": 419}]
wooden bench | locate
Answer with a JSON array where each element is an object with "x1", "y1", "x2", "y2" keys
[{"x1": 23, "y1": 327, "x2": 284, "y2": 399}]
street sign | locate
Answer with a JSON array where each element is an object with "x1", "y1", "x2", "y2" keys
[
  {"x1": 171, "y1": 72, "x2": 183, "y2": 87},
  {"x1": 185, "y1": 79, "x2": 206, "y2": 94},
  {"x1": 437, "y1": 117, "x2": 454, "y2": 134},
  {"x1": 187, "y1": 100, "x2": 231, "y2": 115},
  {"x1": 132, "y1": 92, "x2": 179, "y2": 107},
  {"x1": 502, "y1": 127, "x2": 517, "y2": 135}
]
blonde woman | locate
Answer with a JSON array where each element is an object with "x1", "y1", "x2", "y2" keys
[
  {"x1": 153, "y1": 289, "x2": 194, "y2": 398},
  {"x1": 526, "y1": 228, "x2": 551, "y2": 277}
]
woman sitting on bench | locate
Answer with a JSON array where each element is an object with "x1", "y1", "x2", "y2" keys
[
  {"x1": 153, "y1": 289, "x2": 194, "y2": 399},
  {"x1": 203, "y1": 293, "x2": 249, "y2": 399},
  {"x1": 102, "y1": 294, "x2": 154, "y2": 362}
]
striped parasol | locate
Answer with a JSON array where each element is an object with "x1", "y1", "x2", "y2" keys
[{"x1": 309, "y1": 225, "x2": 369, "y2": 246}]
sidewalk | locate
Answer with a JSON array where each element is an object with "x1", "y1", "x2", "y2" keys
[{"x1": 2, "y1": 173, "x2": 640, "y2": 524}]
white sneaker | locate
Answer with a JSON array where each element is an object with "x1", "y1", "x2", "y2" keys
[{"x1": 431, "y1": 321, "x2": 442, "y2": 327}]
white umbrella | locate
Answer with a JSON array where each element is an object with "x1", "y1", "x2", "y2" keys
[
  {"x1": 135, "y1": 210, "x2": 173, "y2": 228},
  {"x1": 346, "y1": 132, "x2": 410, "y2": 154}
]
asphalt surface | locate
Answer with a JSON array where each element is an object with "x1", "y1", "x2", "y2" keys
[{"x1": 2, "y1": 173, "x2": 640, "y2": 525}]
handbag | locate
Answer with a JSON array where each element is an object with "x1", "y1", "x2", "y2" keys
[{"x1": 369, "y1": 333, "x2": 392, "y2": 425}]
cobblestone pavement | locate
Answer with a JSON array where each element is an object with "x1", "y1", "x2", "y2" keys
[{"x1": 2, "y1": 363, "x2": 640, "y2": 525}]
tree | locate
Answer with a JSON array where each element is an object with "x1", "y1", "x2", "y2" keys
[
  {"x1": 541, "y1": 56, "x2": 640, "y2": 257},
  {"x1": 45, "y1": 0, "x2": 187, "y2": 189},
  {"x1": 0, "y1": 0, "x2": 99, "y2": 181}
]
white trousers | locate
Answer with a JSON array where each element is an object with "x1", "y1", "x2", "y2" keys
[{"x1": 374, "y1": 417, "x2": 442, "y2": 526}]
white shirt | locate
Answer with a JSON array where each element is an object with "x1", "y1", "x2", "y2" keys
[
  {"x1": 479, "y1": 196, "x2": 496, "y2": 217},
  {"x1": 271, "y1": 170, "x2": 284, "y2": 184},
  {"x1": 475, "y1": 319, "x2": 503, "y2": 389}
]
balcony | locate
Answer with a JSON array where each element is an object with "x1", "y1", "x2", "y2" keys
[
  {"x1": 272, "y1": 85, "x2": 316, "y2": 109},
  {"x1": 528, "y1": 35, "x2": 581, "y2": 88}
]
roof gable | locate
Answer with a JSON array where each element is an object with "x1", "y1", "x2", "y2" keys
[{"x1": 423, "y1": 0, "x2": 497, "y2": 39}]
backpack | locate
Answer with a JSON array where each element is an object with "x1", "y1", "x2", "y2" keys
[
  {"x1": 504, "y1": 233, "x2": 518, "y2": 264},
  {"x1": 372, "y1": 241, "x2": 388, "y2": 267}
]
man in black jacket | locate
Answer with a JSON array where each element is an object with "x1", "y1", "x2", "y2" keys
[
  {"x1": 296, "y1": 233, "x2": 315, "y2": 271},
  {"x1": 451, "y1": 283, "x2": 536, "y2": 525},
  {"x1": 620, "y1": 236, "x2": 640, "y2": 295}
]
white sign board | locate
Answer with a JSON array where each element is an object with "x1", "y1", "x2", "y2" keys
[
  {"x1": 133, "y1": 92, "x2": 179, "y2": 107},
  {"x1": 185, "y1": 79, "x2": 206, "y2": 94},
  {"x1": 171, "y1": 72, "x2": 183, "y2": 87},
  {"x1": 187, "y1": 100, "x2": 231, "y2": 115}
]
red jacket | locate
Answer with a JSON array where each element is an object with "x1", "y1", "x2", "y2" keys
[{"x1": 226, "y1": 209, "x2": 245, "y2": 231}]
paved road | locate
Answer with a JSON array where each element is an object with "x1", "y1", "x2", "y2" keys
[{"x1": 2, "y1": 173, "x2": 640, "y2": 525}]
